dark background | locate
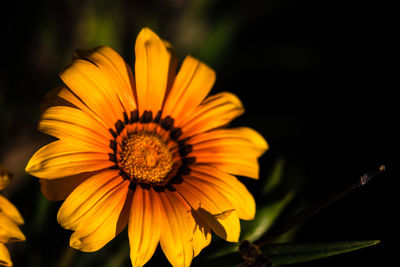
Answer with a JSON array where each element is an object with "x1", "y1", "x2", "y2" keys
[{"x1": 0, "y1": 0, "x2": 393, "y2": 266}]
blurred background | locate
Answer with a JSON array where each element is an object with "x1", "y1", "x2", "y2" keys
[{"x1": 0, "y1": 0, "x2": 393, "y2": 266}]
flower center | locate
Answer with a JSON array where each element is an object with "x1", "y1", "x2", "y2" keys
[{"x1": 119, "y1": 131, "x2": 173, "y2": 184}]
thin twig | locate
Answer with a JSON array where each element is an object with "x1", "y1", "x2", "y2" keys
[{"x1": 254, "y1": 165, "x2": 385, "y2": 247}]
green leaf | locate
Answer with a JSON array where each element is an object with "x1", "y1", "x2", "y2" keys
[
  {"x1": 262, "y1": 240, "x2": 381, "y2": 265},
  {"x1": 202, "y1": 240, "x2": 380, "y2": 266},
  {"x1": 242, "y1": 191, "x2": 294, "y2": 243},
  {"x1": 32, "y1": 193, "x2": 51, "y2": 236},
  {"x1": 263, "y1": 158, "x2": 285, "y2": 195}
]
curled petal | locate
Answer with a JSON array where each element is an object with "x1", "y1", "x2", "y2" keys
[{"x1": 0, "y1": 195, "x2": 24, "y2": 225}]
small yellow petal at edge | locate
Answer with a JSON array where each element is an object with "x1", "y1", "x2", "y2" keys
[
  {"x1": 0, "y1": 195, "x2": 24, "y2": 225},
  {"x1": 0, "y1": 243, "x2": 12, "y2": 267},
  {"x1": 0, "y1": 213, "x2": 26, "y2": 243}
]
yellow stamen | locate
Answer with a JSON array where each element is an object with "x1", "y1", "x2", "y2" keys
[{"x1": 120, "y1": 131, "x2": 173, "y2": 183}]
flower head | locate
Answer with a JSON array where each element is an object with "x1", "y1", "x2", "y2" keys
[
  {"x1": 26, "y1": 28, "x2": 268, "y2": 266},
  {"x1": 0, "y1": 168, "x2": 25, "y2": 267}
]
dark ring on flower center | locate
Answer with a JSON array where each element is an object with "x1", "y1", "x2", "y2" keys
[{"x1": 108, "y1": 110, "x2": 195, "y2": 191}]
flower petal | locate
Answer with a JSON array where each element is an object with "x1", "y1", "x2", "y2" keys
[
  {"x1": 163, "y1": 56, "x2": 215, "y2": 124},
  {"x1": 57, "y1": 87, "x2": 110, "y2": 130},
  {"x1": 191, "y1": 210, "x2": 212, "y2": 257},
  {"x1": 128, "y1": 186, "x2": 163, "y2": 267},
  {"x1": 57, "y1": 170, "x2": 122, "y2": 230},
  {"x1": 134, "y1": 28, "x2": 171, "y2": 115},
  {"x1": 76, "y1": 46, "x2": 137, "y2": 113},
  {"x1": 195, "y1": 154, "x2": 259, "y2": 179},
  {"x1": 25, "y1": 140, "x2": 113, "y2": 179},
  {"x1": 69, "y1": 179, "x2": 130, "y2": 252},
  {"x1": 40, "y1": 86, "x2": 76, "y2": 112},
  {"x1": 175, "y1": 178, "x2": 240, "y2": 242},
  {"x1": 39, "y1": 172, "x2": 94, "y2": 201},
  {"x1": 0, "y1": 212, "x2": 25, "y2": 243},
  {"x1": 159, "y1": 190, "x2": 194, "y2": 267},
  {"x1": 190, "y1": 165, "x2": 256, "y2": 220},
  {"x1": 179, "y1": 92, "x2": 244, "y2": 138},
  {"x1": 189, "y1": 127, "x2": 268, "y2": 157},
  {"x1": 0, "y1": 243, "x2": 12, "y2": 267},
  {"x1": 39, "y1": 106, "x2": 112, "y2": 148},
  {"x1": 189, "y1": 127, "x2": 268, "y2": 179},
  {"x1": 0, "y1": 195, "x2": 24, "y2": 225},
  {"x1": 60, "y1": 58, "x2": 125, "y2": 128}
]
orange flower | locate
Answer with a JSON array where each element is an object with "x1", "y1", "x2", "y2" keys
[
  {"x1": 0, "y1": 168, "x2": 25, "y2": 267},
  {"x1": 26, "y1": 28, "x2": 268, "y2": 266}
]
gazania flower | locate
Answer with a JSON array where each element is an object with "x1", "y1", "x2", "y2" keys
[
  {"x1": 0, "y1": 168, "x2": 26, "y2": 267},
  {"x1": 25, "y1": 28, "x2": 268, "y2": 266}
]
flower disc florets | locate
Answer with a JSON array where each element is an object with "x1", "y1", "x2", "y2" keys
[{"x1": 120, "y1": 131, "x2": 173, "y2": 184}]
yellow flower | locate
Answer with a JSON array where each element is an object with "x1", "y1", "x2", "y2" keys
[
  {"x1": 25, "y1": 28, "x2": 268, "y2": 266},
  {"x1": 0, "y1": 169, "x2": 26, "y2": 267}
]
